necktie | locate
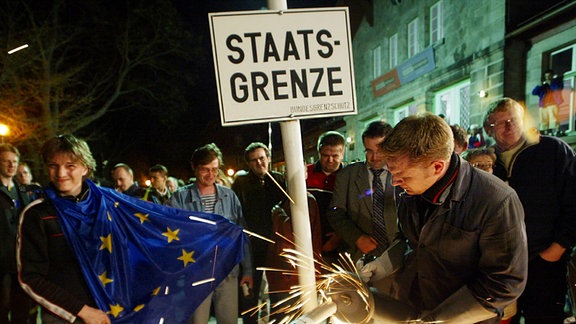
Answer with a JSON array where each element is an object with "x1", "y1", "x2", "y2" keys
[{"x1": 371, "y1": 169, "x2": 388, "y2": 256}]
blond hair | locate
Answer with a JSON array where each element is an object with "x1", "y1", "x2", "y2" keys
[
  {"x1": 41, "y1": 134, "x2": 97, "y2": 178},
  {"x1": 381, "y1": 113, "x2": 453, "y2": 164}
]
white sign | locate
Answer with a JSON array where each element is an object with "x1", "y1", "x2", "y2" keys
[{"x1": 209, "y1": 7, "x2": 357, "y2": 126}]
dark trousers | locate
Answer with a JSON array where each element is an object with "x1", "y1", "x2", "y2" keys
[
  {"x1": 240, "y1": 269, "x2": 264, "y2": 324},
  {"x1": 0, "y1": 273, "x2": 37, "y2": 324},
  {"x1": 512, "y1": 256, "x2": 568, "y2": 324}
]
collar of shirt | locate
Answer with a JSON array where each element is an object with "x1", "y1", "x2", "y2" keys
[{"x1": 420, "y1": 153, "x2": 460, "y2": 205}]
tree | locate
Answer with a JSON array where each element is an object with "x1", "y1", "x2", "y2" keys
[{"x1": 0, "y1": 0, "x2": 201, "y2": 172}]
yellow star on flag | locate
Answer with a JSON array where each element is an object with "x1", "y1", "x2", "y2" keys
[
  {"x1": 133, "y1": 304, "x2": 145, "y2": 312},
  {"x1": 114, "y1": 201, "x2": 119, "y2": 208},
  {"x1": 162, "y1": 227, "x2": 180, "y2": 243},
  {"x1": 100, "y1": 234, "x2": 113, "y2": 253},
  {"x1": 108, "y1": 303, "x2": 124, "y2": 318},
  {"x1": 178, "y1": 249, "x2": 196, "y2": 267},
  {"x1": 152, "y1": 287, "x2": 161, "y2": 296},
  {"x1": 134, "y1": 212, "x2": 150, "y2": 224},
  {"x1": 107, "y1": 211, "x2": 112, "y2": 221},
  {"x1": 99, "y1": 271, "x2": 114, "y2": 286}
]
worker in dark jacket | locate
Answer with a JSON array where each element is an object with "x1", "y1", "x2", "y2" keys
[{"x1": 361, "y1": 113, "x2": 527, "y2": 323}]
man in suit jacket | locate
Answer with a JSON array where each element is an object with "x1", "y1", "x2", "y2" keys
[{"x1": 328, "y1": 121, "x2": 398, "y2": 262}]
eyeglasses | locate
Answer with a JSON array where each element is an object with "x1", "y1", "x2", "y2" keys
[
  {"x1": 197, "y1": 167, "x2": 219, "y2": 175},
  {"x1": 471, "y1": 162, "x2": 493, "y2": 171},
  {"x1": 488, "y1": 118, "x2": 517, "y2": 130},
  {"x1": 248, "y1": 156, "x2": 267, "y2": 164}
]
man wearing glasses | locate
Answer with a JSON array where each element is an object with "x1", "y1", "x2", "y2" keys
[
  {"x1": 231, "y1": 142, "x2": 285, "y2": 324},
  {"x1": 483, "y1": 97, "x2": 576, "y2": 323},
  {"x1": 168, "y1": 143, "x2": 253, "y2": 324}
]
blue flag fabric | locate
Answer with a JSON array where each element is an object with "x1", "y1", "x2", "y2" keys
[{"x1": 44, "y1": 180, "x2": 245, "y2": 323}]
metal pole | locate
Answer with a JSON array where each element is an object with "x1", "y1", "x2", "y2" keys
[
  {"x1": 279, "y1": 121, "x2": 317, "y2": 312},
  {"x1": 268, "y1": 0, "x2": 318, "y2": 314}
]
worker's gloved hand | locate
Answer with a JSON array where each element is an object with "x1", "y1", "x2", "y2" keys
[{"x1": 357, "y1": 252, "x2": 393, "y2": 283}]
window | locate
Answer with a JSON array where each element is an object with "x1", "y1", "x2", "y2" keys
[
  {"x1": 434, "y1": 80, "x2": 471, "y2": 129},
  {"x1": 430, "y1": 1, "x2": 444, "y2": 44},
  {"x1": 392, "y1": 103, "x2": 418, "y2": 126},
  {"x1": 408, "y1": 18, "x2": 419, "y2": 57},
  {"x1": 549, "y1": 43, "x2": 576, "y2": 133},
  {"x1": 550, "y1": 43, "x2": 575, "y2": 75},
  {"x1": 389, "y1": 34, "x2": 398, "y2": 68},
  {"x1": 373, "y1": 46, "x2": 382, "y2": 79}
]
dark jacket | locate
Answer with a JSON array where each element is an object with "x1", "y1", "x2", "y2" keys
[
  {"x1": 231, "y1": 170, "x2": 285, "y2": 264},
  {"x1": 393, "y1": 156, "x2": 527, "y2": 316},
  {"x1": 0, "y1": 184, "x2": 35, "y2": 275},
  {"x1": 493, "y1": 135, "x2": 576, "y2": 258},
  {"x1": 17, "y1": 198, "x2": 96, "y2": 323},
  {"x1": 328, "y1": 161, "x2": 398, "y2": 261}
]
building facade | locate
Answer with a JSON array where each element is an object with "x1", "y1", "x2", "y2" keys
[{"x1": 339, "y1": 0, "x2": 576, "y2": 162}]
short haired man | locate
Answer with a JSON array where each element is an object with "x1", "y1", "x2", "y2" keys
[
  {"x1": 306, "y1": 131, "x2": 345, "y2": 264},
  {"x1": 483, "y1": 97, "x2": 576, "y2": 322},
  {"x1": 15, "y1": 162, "x2": 33, "y2": 186},
  {"x1": 17, "y1": 135, "x2": 110, "y2": 324},
  {"x1": 0, "y1": 144, "x2": 36, "y2": 323},
  {"x1": 166, "y1": 176, "x2": 179, "y2": 193},
  {"x1": 111, "y1": 163, "x2": 158, "y2": 203},
  {"x1": 149, "y1": 164, "x2": 171, "y2": 204},
  {"x1": 231, "y1": 142, "x2": 285, "y2": 324},
  {"x1": 450, "y1": 124, "x2": 468, "y2": 155},
  {"x1": 362, "y1": 113, "x2": 527, "y2": 322},
  {"x1": 328, "y1": 121, "x2": 398, "y2": 262},
  {"x1": 168, "y1": 143, "x2": 252, "y2": 324}
]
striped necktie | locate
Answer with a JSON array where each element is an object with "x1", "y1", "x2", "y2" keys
[{"x1": 371, "y1": 168, "x2": 388, "y2": 255}]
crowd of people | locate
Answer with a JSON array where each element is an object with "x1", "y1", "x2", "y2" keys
[{"x1": 1, "y1": 96, "x2": 576, "y2": 323}]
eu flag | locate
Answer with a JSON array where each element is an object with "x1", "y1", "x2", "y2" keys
[{"x1": 44, "y1": 180, "x2": 245, "y2": 323}]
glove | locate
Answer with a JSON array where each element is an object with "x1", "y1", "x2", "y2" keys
[{"x1": 358, "y1": 252, "x2": 393, "y2": 283}]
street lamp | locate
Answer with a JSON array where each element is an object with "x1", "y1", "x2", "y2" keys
[{"x1": 0, "y1": 123, "x2": 8, "y2": 143}]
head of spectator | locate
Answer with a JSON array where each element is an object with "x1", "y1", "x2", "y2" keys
[
  {"x1": 166, "y1": 176, "x2": 179, "y2": 193},
  {"x1": 362, "y1": 121, "x2": 394, "y2": 170},
  {"x1": 149, "y1": 164, "x2": 168, "y2": 192},
  {"x1": 464, "y1": 148, "x2": 496, "y2": 173},
  {"x1": 450, "y1": 124, "x2": 468, "y2": 155},
  {"x1": 191, "y1": 143, "x2": 222, "y2": 190},
  {"x1": 244, "y1": 142, "x2": 271, "y2": 179},
  {"x1": 316, "y1": 131, "x2": 345, "y2": 174},
  {"x1": 16, "y1": 162, "x2": 34, "y2": 185},
  {"x1": 381, "y1": 113, "x2": 453, "y2": 195},
  {"x1": 0, "y1": 143, "x2": 20, "y2": 186},
  {"x1": 111, "y1": 163, "x2": 135, "y2": 193},
  {"x1": 40, "y1": 134, "x2": 96, "y2": 196},
  {"x1": 483, "y1": 97, "x2": 536, "y2": 152},
  {"x1": 216, "y1": 169, "x2": 233, "y2": 188}
]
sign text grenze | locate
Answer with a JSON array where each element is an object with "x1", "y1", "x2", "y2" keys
[{"x1": 209, "y1": 8, "x2": 356, "y2": 126}]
